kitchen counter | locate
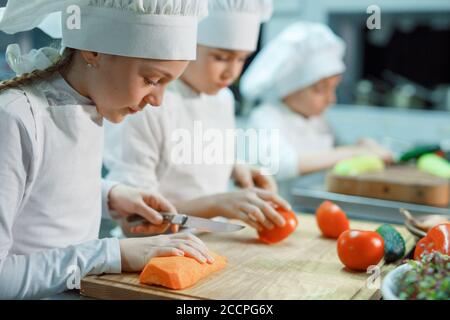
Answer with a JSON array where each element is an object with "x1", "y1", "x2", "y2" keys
[{"x1": 79, "y1": 214, "x2": 416, "y2": 300}]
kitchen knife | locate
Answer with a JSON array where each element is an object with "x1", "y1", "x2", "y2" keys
[{"x1": 125, "y1": 213, "x2": 245, "y2": 233}]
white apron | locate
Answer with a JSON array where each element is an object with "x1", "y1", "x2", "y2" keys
[{"x1": 10, "y1": 79, "x2": 103, "y2": 254}]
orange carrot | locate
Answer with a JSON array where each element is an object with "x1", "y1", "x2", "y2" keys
[{"x1": 139, "y1": 252, "x2": 227, "y2": 290}]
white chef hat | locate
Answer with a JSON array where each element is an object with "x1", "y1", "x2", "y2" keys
[
  {"x1": 240, "y1": 22, "x2": 346, "y2": 100},
  {"x1": 197, "y1": 0, "x2": 273, "y2": 51},
  {"x1": 0, "y1": 0, "x2": 208, "y2": 60}
]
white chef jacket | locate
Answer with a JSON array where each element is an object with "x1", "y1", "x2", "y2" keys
[
  {"x1": 246, "y1": 101, "x2": 334, "y2": 179},
  {"x1": 104, "y1": 79, "x2": 235, "y2": 203},
  {"x1": 0, "y1": 73, "x2": 121, "y2": 299}
]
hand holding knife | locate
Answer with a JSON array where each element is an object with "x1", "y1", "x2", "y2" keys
[{"x1": 126, "y1": 213, "x2": 245, "y2": 233}]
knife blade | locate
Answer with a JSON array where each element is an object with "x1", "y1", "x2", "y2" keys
[{"x1": 125, "y1": 213, "x2": 245, "y2": 233}]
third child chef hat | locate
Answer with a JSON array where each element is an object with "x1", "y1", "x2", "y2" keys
[
  {"x1": 0, "y1": 0, "x2": 208, "y2": 60},
  {"x1": 197, "y1": 0, "x2": 273, "y2": 51},
  {"x1": 240, "y1": 22, "x2": 346, "y2": 100}
]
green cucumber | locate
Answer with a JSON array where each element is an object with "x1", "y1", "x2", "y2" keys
[
  {"x1": 399, "y1": 145, "x2": 440, "y2": 162},
  {"x1": 333, "y1": 155, "x2": 385, "y2": 176},
  {"x1": 376, "y1": 224, "x2": 406, "y2": 263}
]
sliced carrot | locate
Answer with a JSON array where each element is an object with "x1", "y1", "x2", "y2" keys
[{"x1": 139, "y1": 252, "x2": 227, "y2": 290}]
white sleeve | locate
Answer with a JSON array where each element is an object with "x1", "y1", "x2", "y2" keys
[
  {"x1": 0, "y1": 110, "x2": 121, "y2": 299},
  {"x1": 0, "y1": 238, "x2": 121, "y2": 299},
  {"x1": 276, "y1": 140, "x2": 301, "y2": 179},
  {"x1": 0, "y1": 108, "x2": 30, "y2": 261},
  {"x1": 104, "y1": 109, "x2": 166, "y2": 191},
  {"x1": 253, "y1": 127, "x2": 299, "y2": 179},
  {"x1": 101, "y1": 178, "x2": 120, "y2": 219},
  {"x1": 246, "y1": 109, "x2": 299, "y2": 179}
]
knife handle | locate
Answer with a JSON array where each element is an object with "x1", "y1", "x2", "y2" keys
[{"x1": 125, "y1": 213, "x2": 187, "y2": 227}]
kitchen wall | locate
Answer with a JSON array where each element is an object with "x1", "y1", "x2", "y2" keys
[
  {"x1": 262, "y1": 0, "x2": 450, "y2": 110},
  {"x1": 265, "y1": 0, "x2": 450, "y2": 43},
  {"x1": 237, "y1": 104, "x2": 450, "y2": 155},
  {"x1": 324, "y1": 104, "x2": 450, "y2": 148}
]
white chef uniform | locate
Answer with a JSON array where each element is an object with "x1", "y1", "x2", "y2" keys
[
  {"x1": 0, "y1": 0, "x2": 207, "y2": 299},
  {"x1": 240, "y1": 22, "x2": 346, "y2": 179}
]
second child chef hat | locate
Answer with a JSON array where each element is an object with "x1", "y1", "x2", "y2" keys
[
  {"x1": 197, "y1": 0, "x2": 273, "y2": 51},
  {"x1": 240, "y1": 22, "x2": 346, "y2": 100},
  {"x1": 0, "y1": 0, "x2": 208, "y2": 61}
]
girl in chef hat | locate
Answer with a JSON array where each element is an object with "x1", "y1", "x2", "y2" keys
[
  {"x1": 104, "y1": 0, "x2": 291, "y2": 234},
  {"x1": 240, "y1": 22, "x2": 393, "y2": 179},
  {"x1": 0, "y1": 0, "x2": 214, "y2": 299}
]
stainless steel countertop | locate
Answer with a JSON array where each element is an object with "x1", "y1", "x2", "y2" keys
[{"x1": 279, "y1": 172, "x2": 450, "y2": 224}]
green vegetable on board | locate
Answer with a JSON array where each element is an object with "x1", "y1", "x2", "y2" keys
[
  {"x1": 333, "y1": 155, "x2": 385, "y2": 176},
  {"x1": 417, "y1": 153, "x2": 450, "y2": 179}
]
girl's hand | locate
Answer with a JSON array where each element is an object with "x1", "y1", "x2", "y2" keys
[
  {"x1": 108, "y1": 184, "x2": 179, "y2": 235},
  {"x1": 209, "y1": 188, "x2": 291, "y2": 231},
  {"x1": 232, "y1": 164, "x2": 278, "y2": 193},
  {"x1": 119, "y1": 233, "x2": 214, "y2": 272},
  {"x1": 357, "y1": 138, "x2": 394, "y2": 163}
]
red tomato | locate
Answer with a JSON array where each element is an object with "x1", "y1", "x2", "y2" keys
[
  {"x1": 414, "y1": 223, "x2": 450, "y2": 260},
  {"x1": 316, "y1": 200, "x2": 350, "y2": 239},
  {"x1": 258, "y1": 208, "x2": 298, "y2": 244},
  {"x1": 337, "y1": 230, "x2": 384, "y2": 271}
]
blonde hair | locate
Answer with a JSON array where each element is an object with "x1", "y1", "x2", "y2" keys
[{"x1": 0, "y1": 48, "x2": 76, "y2": 92}]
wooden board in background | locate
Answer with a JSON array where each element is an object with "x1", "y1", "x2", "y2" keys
[
  {"x1": 326, "y1": 166, "x2": 449, "y2": 207},
  {"x1": 80, "y1": 214, "x2": 416, "y2": 300}
]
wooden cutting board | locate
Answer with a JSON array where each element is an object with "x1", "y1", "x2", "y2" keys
[
  {"x1": 80, "y1": 214, "x2": 416, "y2": 300},
  {"x1": 326, "y1": 166, "x2": 449, "y2": 207}
]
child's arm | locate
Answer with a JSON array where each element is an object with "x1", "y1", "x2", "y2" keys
[
  {"x1": 1, "y1": 233, "x2": 213, "y2": 299},
  {"x1": 297, "y1": 145, "x2": 366, "y2": 174},
  {"x1": 297, "y1": 141, "x2": 393, "y2": 175},
  {"x1": 173, "y1": 189, "x2": 291, "y2": 231},
  {"x1": 0, "y1": 238, "x2": 121, "y2": 299}
]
